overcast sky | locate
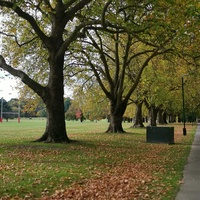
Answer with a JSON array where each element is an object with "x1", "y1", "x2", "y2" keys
[
  {"x1": 0, "y1": 71, "x2": 19, "y2": 101},
  {"x1": 0, "y1": 16, "x2": 19, "y2": 101}
]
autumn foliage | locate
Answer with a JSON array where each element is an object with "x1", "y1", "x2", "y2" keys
[{"x1": 75, "y1": 108, "x2": 84, "y2": 122}]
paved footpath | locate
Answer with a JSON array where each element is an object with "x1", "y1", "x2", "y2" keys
[{"x1": 175, "y1": 123, "x2": 200, "y2": 200}]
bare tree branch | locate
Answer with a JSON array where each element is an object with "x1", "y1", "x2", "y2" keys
[
  {"x1": 0, "y1": 31, "x2": 38, "y2": 47},
  {"x1": 0, "y1": 55, "x2": 46, "y2": 98}
]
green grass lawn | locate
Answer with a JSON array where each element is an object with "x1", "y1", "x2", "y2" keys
[{"x1": 0, "y1": 118, "x2": 196, "y2": 199}]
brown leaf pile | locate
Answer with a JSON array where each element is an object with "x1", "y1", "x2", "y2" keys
[{"x1": 40, "y1": 162, "x2": 155, "y2": 200}]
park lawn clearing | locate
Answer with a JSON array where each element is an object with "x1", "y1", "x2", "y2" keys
[{"x1": 0, "y1": 119, "x2": 195, "y2": 200}]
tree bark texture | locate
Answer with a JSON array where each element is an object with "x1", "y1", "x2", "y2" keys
[
  {"x1": 157, "y1": 109, "x2": 165, "y2": 125},
  {"x1": 148, "y1": 105, "x2": 158, "y2": 126},
  {"x1": 106, "y1": 101, "x2": 126, "y2": 133},
  {"x1": 36, "y1": 88, "x2": 70, "y2": 143},
  {"x1": 33, "y1": 49, "x2": 70, "y2": 142},
  {"x1": 163, "y1": 112, "x2": 168, "y2": 124},
  {"x1": 132, "y1": 101, "x2": 145, "y2": 128}
]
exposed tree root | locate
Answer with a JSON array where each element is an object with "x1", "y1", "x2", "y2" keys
[{"x1": 34, "y1": 133, "x2": 71, "y2": 143}]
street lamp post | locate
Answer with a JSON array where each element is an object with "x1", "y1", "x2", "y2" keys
[
  {"x1": 0, "y1": 97, "x2": 3, "y2": 123},
  {"x1": 18, "y1": 100, "x2": 20, "y2": 123},
  {"x1": 182, "y1": 76, "x2": 187, "y2": 136}
]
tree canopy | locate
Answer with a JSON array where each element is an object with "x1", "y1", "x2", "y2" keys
[
  {"x1": 0, "y1": 0, "x2": 102, "y2": 142},
  {"x1": 0, "y1": 0, "x2": 200, "y2": 139},
  {"x1": 68, "y1": 0, "x2": 199, "y2": 132}
]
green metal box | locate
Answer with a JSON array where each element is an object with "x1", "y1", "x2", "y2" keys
[{"x1": 146, "y1": 126, "x2": 174, "y2": 144}]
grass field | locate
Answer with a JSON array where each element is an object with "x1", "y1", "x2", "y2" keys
[{"x1": 0, "y1": 118, "x2": 196, "y2": 199}]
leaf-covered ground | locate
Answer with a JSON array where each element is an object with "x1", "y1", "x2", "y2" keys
[
  {"x1": 0, "y1": 120, "x2": 195, "y2": 200},
  {"x1": 40, "y1": 130, "x2": 192, "y2": 200}
]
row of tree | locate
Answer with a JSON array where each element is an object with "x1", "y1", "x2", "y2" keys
[
  {"x1": 0, "y1": 0, "x2": 200, "y2": 142},
  {"x1": 71, "y1": 57, "x2": 199, "y2": 126}
]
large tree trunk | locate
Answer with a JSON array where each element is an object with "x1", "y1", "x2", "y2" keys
[
  {"x1": 36, "y1": 51, "x2": 70, "y2": 143},
  {"x1": 131, "y1": 101, "x2": 145, "y2": 128},
  {"x1": 106, "y1": 114, "x2": 124, "y2": 132},
  {"x1": 106, "y1": 101, "x2": 126, "y2": 133},
  {"x1": 36, "y1": 99, "x2": 70, "y2": 143}
]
